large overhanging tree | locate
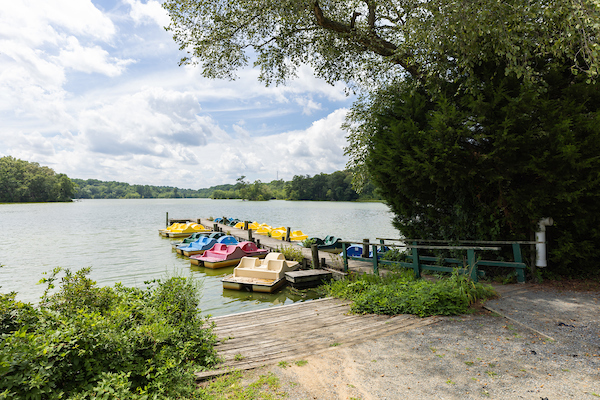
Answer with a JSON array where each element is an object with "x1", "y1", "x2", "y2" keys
[
  {"x1": 164, "y1": 0, "x2": 600, "y2": 273},
  {"x1": 164, "y1": 0, "x2": 598, "y2": 87}
]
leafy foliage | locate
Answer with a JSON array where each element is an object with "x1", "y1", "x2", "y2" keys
[
  {"x1": 163, "y1": 0, "x2": 599, "y2": 89},
  {"x1": 361, "y1": 61, "x2": 600, "y2": 274},
  {"x1": 284, "y1": 171, "x2": 379, "y2": 201},
  {"x1": 275, "y1": 245, "x2": 305, "y2": 263},
  {"x1": 73, "y1": 171, "x2": 377, "y2": 201},
  {"x1": 324, "y1": 271, "x2": 496, "y2": 317},
  {"x1": 0, "y1": 268, "x2": 218, "y2": 400},
  {"x1": 0, "y1": 156, "x2": 75, "y2": 202}
]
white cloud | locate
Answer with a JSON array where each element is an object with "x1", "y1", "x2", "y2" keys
[
  {"x1": 294, "y1": 96, "x2": 322, "y2": 115},
  {"x1": 188, "y1": 108, "x2": 350, "y2": 187},
  {"x1": 125, "y1": 0, "x2": 171, "y2": 27},
  {"x1": 0, "y1": 0, "x2": 356, "y2": 190},
  {"x1": 54, "y1": 36, "x2": 135, "y2": 76},
  {"x1": 78, "y1": 87, "x2": 211, "y2": 157}
]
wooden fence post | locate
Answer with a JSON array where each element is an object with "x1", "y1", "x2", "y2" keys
[
  {"x1": 411, "y1": 243, "x2": 421, "y2": 279},
  {"x1": 362, "y1": 239, "x2": 369, "y2": 258},
  {"x1": 467, "y1": 248, "x2": 478, "y2": 282},
  {"x1": 372, "y1": 244, "x2": 379, "y2": 275},
  {"x1": 512, "y1": 243, "x2": 526, "y2": 284},
  {"x1": 285, "y1": 227, "x2": 291, "y2": 242},
  {"x1": 311, "y1": 244, "x2": 320, "y2": 269}
]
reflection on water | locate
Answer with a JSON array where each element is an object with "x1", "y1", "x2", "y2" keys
[{"x1": 0, "y1": 199, "x2": 398, "y2": 316}]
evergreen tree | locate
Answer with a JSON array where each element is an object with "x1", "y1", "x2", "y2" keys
[{"x1": 366, "y1": 64, "x2": 600, "y2": 274}]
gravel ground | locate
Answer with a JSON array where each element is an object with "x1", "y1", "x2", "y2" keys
[{"x1": 241, "y1": 285, "x2": 600, "y2": 399}]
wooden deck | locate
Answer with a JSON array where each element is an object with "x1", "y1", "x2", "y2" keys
[
  {"x1": 197, "y1": 218, "x2": 375, "y2": 274},
  {"x1": 195, "y1": 298, "x2": 438, "y2": 380}
]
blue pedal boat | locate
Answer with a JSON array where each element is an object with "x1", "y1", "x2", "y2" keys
[{"x1": 178, "y1": 235, "x2": 238, "y2": 257}]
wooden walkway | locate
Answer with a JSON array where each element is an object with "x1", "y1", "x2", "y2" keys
[
  {"x1": 197, "y1": 218, "x2": 375, "y2": 274},
  {"x1": 195, "y1": 298, "x2": 438, "y2": 380}
]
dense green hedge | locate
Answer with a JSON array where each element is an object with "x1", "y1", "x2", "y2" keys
[
  {"x1": 365, "y1": 64, "x2": 600, "y2": 276},
  {"x1": 0, "y1": 268, "x2": 218, "y2": 399}
]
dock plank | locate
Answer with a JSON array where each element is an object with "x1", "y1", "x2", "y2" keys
[{"x1": 196, "y1": 298, "x2": 438, "y2": 380}]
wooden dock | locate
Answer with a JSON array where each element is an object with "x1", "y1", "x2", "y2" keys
[
  {"x1": 196, "y1": 218, "x2": 375, "y2": 274},
  {"x1": 195, "y1": 298, "x2": 438, "y2": 380}
]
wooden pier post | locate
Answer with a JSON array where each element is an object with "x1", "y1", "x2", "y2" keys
[
  {"x1": 372, "y1": 244, "x2": 379, "y2": 275},
  {"x1": 166, "y1": 212, "x2": 168, "y2": 228},
  {"x1": 362, "y1": 239, "x2": 370, "y2": 258},
  {"x1": 256, "y1": 239, "x2": 261, "y2": 248},
  {"x1": 285, "y1": 227, "x2": 291, "y2": 242},
  {"x1": 213, "y1": 223, "x2": 219, "y2": 232},
  {"x1": 248, "y1": 229, "x2": 253, "y2": 242},
  {"x1": 244, "y1": 221, "x2": 249, "y2": 230},
  {"x1": 311, "y1": 244, "x2": 320, "y2": 269}
]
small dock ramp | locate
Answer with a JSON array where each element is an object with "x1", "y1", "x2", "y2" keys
[{"x1": 195, "y1": 298, "x2": 438, "y2": 380}]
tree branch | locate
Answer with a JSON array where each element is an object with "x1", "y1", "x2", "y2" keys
[{"x1": 312, "y1": 0, "x2": 421, "y2": 79}]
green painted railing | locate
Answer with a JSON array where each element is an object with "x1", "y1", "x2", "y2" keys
[{"x1": 341, "y1": 239, "x2": 531, "y2": 283}]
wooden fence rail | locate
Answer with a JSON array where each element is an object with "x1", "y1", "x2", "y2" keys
[{"x1": 341, "y1": 239, "x2": 528, "y2": 283}]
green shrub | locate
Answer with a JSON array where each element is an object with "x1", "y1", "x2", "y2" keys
[
  {"x1": 323, "y1": 271, "x2": 496, "y2": 317},
  {"x1": 275, "y1": 245, "x2": 305, "y2": 263},
  {"x1": 0, "y1": 268, "x2": 218, "y2": 400},
  {"x1": 301, "y1": 238, "x2": 316, "y2": 248}
]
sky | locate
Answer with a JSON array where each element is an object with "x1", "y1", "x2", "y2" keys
[{"x1": 0, "y1": 0, "x2": 356, "y2": 189}]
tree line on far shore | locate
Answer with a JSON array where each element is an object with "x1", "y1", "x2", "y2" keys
[
  {"x1": 0, "y1": 156, "x2": 380, "y2": 202},
  {"x1": 73, "y1": 170, "x2": 381, "y2": 201},
  {"x1": 0, "y1": 156, "x2": 75, "y2": 202}
]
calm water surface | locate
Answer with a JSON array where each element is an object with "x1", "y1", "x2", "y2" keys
[{"x1": 0, "y1": 199, "x2": 398, "y2": 316}]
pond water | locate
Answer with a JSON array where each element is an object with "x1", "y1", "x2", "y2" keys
[{"x1": 0, "y1": 199, "x2": 399, "y2": 316}]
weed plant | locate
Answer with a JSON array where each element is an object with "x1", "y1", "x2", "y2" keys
[
  {"x1": 275, "y1": 245, "x2": 305, "y2": 262},
  {"x1": 0, "y1": 267, "x2": 218, "y2": 400},
  {"x1": 323, "y1": 270, "x2": 496, "y2": 317},
  {"x1": 301, "y1": 238, "x2": 316, "y2": 248}
]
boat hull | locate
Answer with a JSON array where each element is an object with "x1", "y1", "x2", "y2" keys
[
  {"x1": 183, "y1": 249, "x2": 205, "y2": 257},
  {"x1": 168, "y1": 231, "x2": 210, "y2": 238},
  {"x1": 192, "y1": 253, "x2": 267, "y2": 268},
  {"x1": 222, "y1": 276, "x2": 287, "y2": 293}
]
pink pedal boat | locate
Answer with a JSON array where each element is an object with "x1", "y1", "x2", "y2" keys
[{"x1": 189, "y1": 241, "x2": 269, "y2": 268}]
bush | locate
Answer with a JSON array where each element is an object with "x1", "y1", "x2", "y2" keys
[
  {"x1": 300, "y1": 238, "x2": 316, "y2": 248},
  {"x1": 0, "y1": 268, "x2": 218, "y2": 400},
  {"x1": 323, "y1": 271, "x2": 496, "y2": 317},
  {"x1": 275, "y1": 245, "x2": 305, "y2": 263}
]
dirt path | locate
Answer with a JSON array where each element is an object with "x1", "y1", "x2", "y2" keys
[{"x1": 242, "y1": 284, "x2": 600, "y2": 399}]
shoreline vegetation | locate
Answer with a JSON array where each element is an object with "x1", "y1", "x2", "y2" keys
[
  {"x1": 0, "y1": 156, "x2": 76, "y2": 203},
  {"x1": 0, "y1": 156, "x2": 381, "y2": 202},
  {"x1": 1, "y1": 264, "x2": 497, "y2": 399},
  {"x1": 73, "y1": 172, "x2": 382, "y2": 202}
]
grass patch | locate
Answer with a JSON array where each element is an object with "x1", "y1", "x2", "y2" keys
[
  {"x1": 200, "y1": 370, "x2": 285, "y2": 399},
  {"x1": 322, "y1": 270, "x2": 496, "y2": 316},
  {"x1": 294, "y1": 360, "x2": 308, "y2": 366}
]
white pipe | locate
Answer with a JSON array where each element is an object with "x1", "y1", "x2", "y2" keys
[{"x1": 536, "y1": 217, "x2": 553, "y2": 267}]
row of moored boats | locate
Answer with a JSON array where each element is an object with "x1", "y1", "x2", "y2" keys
[{"x1": 159, "y1": 221, "x2": 299, "y2": 293}]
